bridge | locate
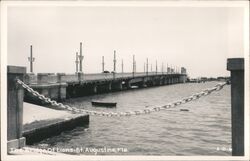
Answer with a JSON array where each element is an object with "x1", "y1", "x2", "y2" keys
[
  {"x1": 6, "y1": 58, "x2": 245, "y2": 156},
  {"x1": 24, "y1": 71, "x2": 187, "y2": 104}
]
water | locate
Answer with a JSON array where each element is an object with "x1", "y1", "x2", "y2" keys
[{"x1": 34, "y1": 82, "x2": 231, "y2": 156}]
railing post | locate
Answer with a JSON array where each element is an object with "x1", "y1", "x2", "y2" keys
[
  {"x1": 57, "y1": 73, "x2": 65, "y2": 83},
  {"x1": 37, "y1": 73, "x2": 49, "y2": 84},
  {"x1": 227, "y1": 58, "x2": 244, "y2": 156},
  {"x1": 7, "y1": 66, "x2": 26, "y2": 151}
]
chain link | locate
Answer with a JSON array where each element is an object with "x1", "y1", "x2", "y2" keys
[{"x1": 17, "y1": 79, "x2": 227, "y2": 117}]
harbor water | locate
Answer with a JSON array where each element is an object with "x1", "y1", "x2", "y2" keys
[{"x1": 34, "y1": 82, "x2": 231, "y2": 155}]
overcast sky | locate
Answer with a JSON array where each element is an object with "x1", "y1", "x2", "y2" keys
[{"x1": 7, "y1": 6, "x2": 244, "y2": 78}]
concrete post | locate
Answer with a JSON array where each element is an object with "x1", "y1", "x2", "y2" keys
[
  {"x1": 24, "y1": 73, "x2": 36, "y2": 84},
  {"x1": 7, "y1": 66, "x2": 26, "y2": 151},
  {"x1": 227, "y1": 58, "x2": 244, "y2": 156}
]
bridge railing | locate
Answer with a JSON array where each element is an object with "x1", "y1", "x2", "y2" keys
[{"x1": 24, "y1": 72, "x2": 181, "y2": 84}]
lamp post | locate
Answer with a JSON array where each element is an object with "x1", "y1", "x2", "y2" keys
[
  {"x1": 78, "y1": 42, "x2": 84, "y2": 73},
  {"x1": 28, "y1": 45, "x2": 35, "y2": 73},
  {"x1": 75, "y1": 52, "x2": 79, "y2": 73},
  {"x1": 102, "y1": 56, "x2": 105, "y2": 73}
]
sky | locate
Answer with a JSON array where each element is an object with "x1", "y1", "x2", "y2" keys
[{"x1": 7, "y1": 5, "x2": 245, "y2": 78}]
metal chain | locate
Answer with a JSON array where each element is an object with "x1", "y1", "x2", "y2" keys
[{"x1": 17, "y1": 79, "x2": 228, "y2": 117}]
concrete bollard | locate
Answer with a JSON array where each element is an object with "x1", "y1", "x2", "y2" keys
[
  {"x1": 7, "y1": 66, "x2": 26, "y2": 151},
  {"x1": 227, "y1": 58, "x2": 244, "y2": 156}
]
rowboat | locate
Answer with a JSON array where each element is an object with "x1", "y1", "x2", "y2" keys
[{"x1": 91, "y1": 101, "x2": 117, "y2": 107}]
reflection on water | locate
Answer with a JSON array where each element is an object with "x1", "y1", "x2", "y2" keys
[{"x1": 35, "y1": 82, "x2": 231, "y2": 156}]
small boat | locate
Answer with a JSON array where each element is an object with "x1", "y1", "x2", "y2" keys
[
  {"x1": 180, "y1": 109, "x2": 189, "y2": 112},
  {"x1": 91, "y1": 101, "x2": 117, "y2": 107}
]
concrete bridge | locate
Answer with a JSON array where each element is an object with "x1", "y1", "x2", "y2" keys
[
  {"x1": 24, "y1": 71, "x2": 187, "y2": 104},
  {"x1": 7, "y1": 58, "x2": 245, "y2": 156}
]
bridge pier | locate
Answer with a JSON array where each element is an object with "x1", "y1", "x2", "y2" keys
[
  {"x1": 227, "y1": 58, "x2": 244, "y2": 156},
  {"x1": 164, "y1": 78, "x2": 168, "y2": 85},
  {"x1": 97, "y1": 82, "x2": 112, "y2": 93},
  {"x1": 78, "y1": 72, "x2": 84, "y2": 81},
  {"x1": 92, "y1": 85, "x2": 98, "y2": 94},
  {"x1": 171, "y1": 78, "x2": 174, "y2": 84},
  {"x1": 175, "y1": 77, "x2": 179, "y2": 84},
  {"x1": 179, "y1": 75, "x2": 187, "y2": 83},
  {"x1": 111, "y1": 81, "x2": 123, "y2": 91}
]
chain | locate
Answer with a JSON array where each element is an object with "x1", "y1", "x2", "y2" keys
[{"x1": 17, "y1": 79, "x2": 227, "y2": 117}]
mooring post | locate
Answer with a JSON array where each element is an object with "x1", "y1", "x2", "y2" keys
[
  {"x1": 7, "y1": 66, "x2": 26, "y2": 151},
  {"x1": 227, "y1": 58, "x2": 244, "y2": 156}
]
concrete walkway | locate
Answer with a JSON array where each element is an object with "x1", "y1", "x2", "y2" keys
[
  {"x1": 23, "y1": 102, "x2": 73, "y2": 125},
  {"x1": 22, "y1": 102, "x2": 89, "y2": 145}
]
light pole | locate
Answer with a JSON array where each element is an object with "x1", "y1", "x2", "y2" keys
[
  {"x1": 78, "y1": 42, "x2": 84, "y2": 73},
  {"x1": 102, "y1": 56, "x2": 105, "y2": 73},
  {"x1": 28, "y1": 45, "x2": 35, "y2": 73},
  {"x1": 75, "y1": 52, "x2": 79, "y2": 73},
  {"x1": 113, "y1": 50, "x2": 116, "y2": 73}
]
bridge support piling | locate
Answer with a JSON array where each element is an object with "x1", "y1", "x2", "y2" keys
[
  {"x1": 111, "y1": 81, "x2": 123, "y2": 91},
  {"x1": 92, "y1": 85, "x2": 98, "y2": 94},
  {"x1": 78, "y1": 72, "x2": 84, "y2": 81},
  {"x1": 7, "y1": 66, "x2": 26, "y2": 151},
  {"x1": 227, "y1": 58, "x2": 244, "y2": 156}
]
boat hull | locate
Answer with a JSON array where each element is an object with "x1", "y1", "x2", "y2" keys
[{"x1": 91, "y1": 101, "x2": 117, "y2": 107}]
